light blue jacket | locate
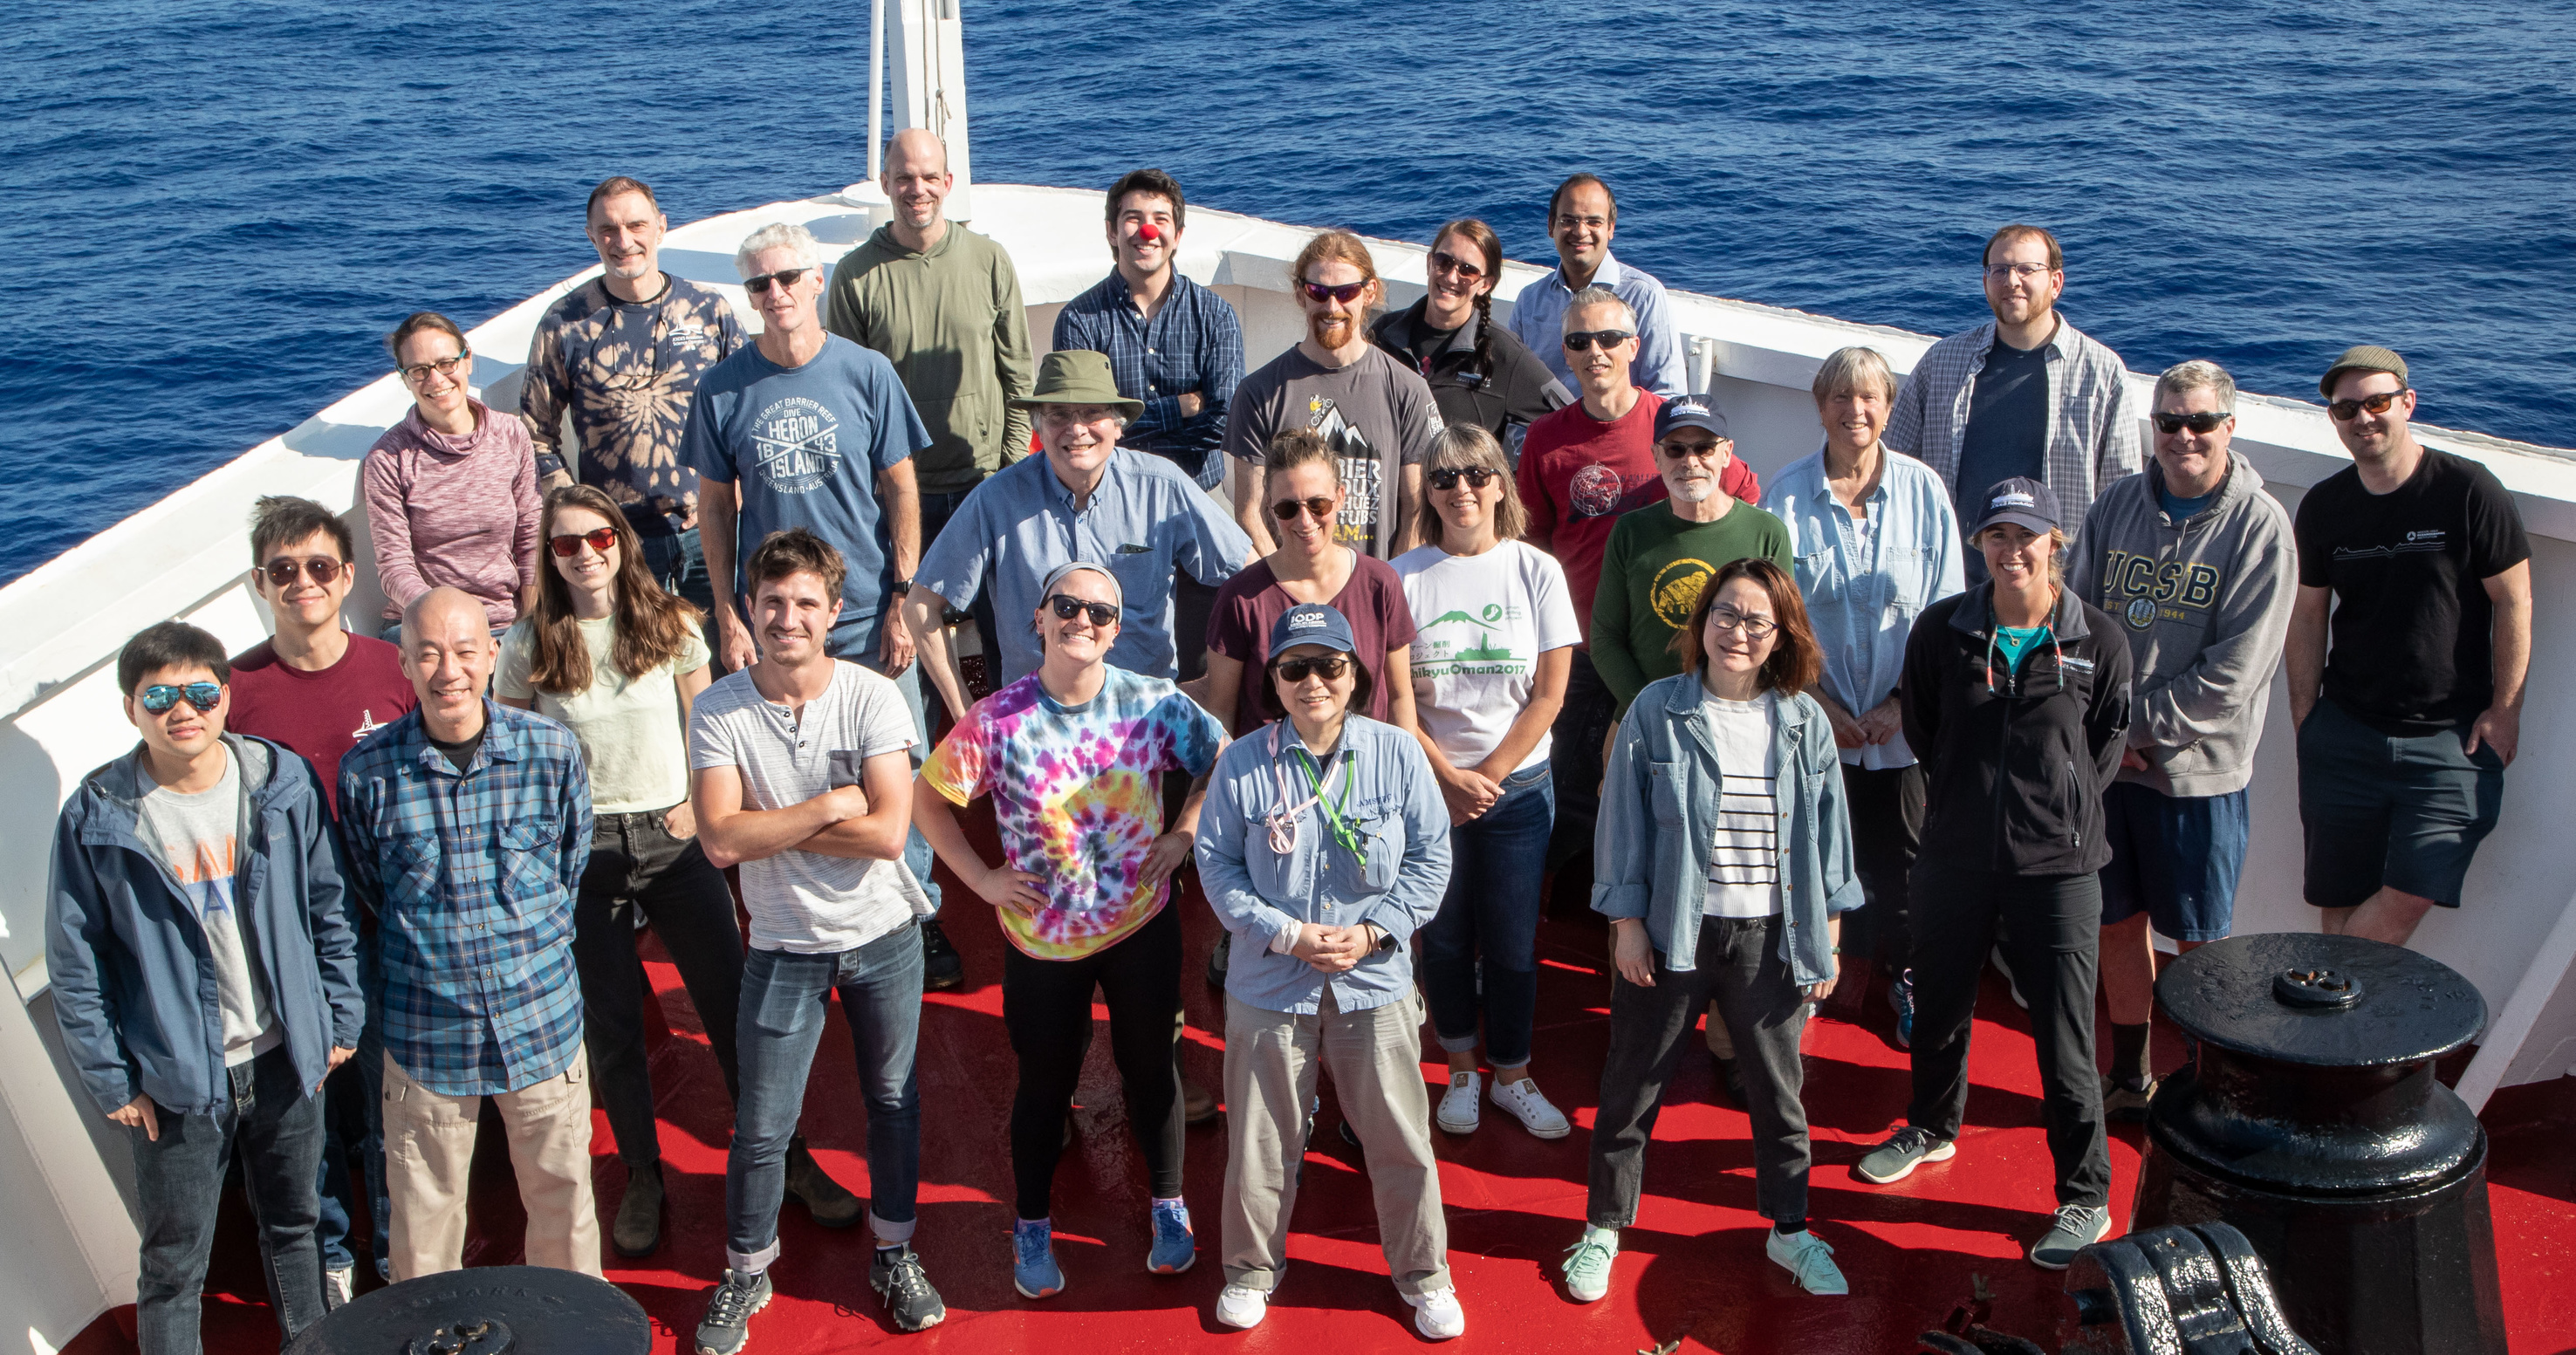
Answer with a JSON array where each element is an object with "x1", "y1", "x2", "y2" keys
[
  {"x1": 1196, "y1": 716, "x2": 1451, "y2": 1015},
  {"x1": 1592, "y1": 675, "x2": 1863, "y2": 984}
]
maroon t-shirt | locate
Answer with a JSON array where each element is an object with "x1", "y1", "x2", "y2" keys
[
  {"x1": 1205, "y1": 553, "x2": 1417, "y2": 735},
  {"x1": 226, "y1": 633, "x2": 417, "y2": 817}
]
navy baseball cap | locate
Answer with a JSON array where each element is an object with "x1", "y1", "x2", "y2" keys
[
  {"x1": 1652, "y1": 393, "x2": 1730, "y2": 442},
  {"x1": 1968, "y1": 477, "x2": 2061, "y2": 537},
  {"x1": 1266, "y1": 603, "x2": 1357, "y2": 662}
]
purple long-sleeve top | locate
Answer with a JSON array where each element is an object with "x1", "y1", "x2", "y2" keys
[{"x1": 360, "y1": 400, "x2": 542, "y2": 626}]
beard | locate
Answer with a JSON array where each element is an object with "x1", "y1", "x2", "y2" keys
[
  {"x1": 1667, "y1": 474, "x2": 1718, "y2": 504},
  {"x1": 1307, "y1": 311, "x2": 1357, "y2": 349}
]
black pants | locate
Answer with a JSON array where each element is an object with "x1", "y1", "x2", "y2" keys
[
  {"x1": 573, "y1": 810, "x2": 746, "y2": 1168},
  {"x1": 1003, "y1": 903, "x2": 1188, "y2": 1218},
  {"x1": 1907, "y1": 865, "x2": 2111, "y2": 1208},
  {"x1": 1547, "y1": 648, "x2": 1619, "y2": 874},
  {"x1": 1840, "y1": 763, "x2": 1927, "y2": 973}
]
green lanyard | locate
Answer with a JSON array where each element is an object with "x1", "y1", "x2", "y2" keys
[{"x1": 1293, "y1": 746, "x2": 1368, "y2": 862}]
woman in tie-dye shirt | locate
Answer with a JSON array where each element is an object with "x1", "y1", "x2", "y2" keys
[{"x1": 914, "y1": 562, "x2": 1225, "y2": 1297}]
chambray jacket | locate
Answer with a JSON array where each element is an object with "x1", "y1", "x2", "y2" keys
[
  {"x1": 339, "y1": 701, "x2": 591, "y2": 1096},
  {"x1": 1592, "y1": 677, "x2": 1862, "y2": 985},
  {"x1": 1196, "y1": 716, "x2": 1452, "y2": 1016},
  {"x1": 47, "y1": 734, "x2": 363, "y2": 1118}
]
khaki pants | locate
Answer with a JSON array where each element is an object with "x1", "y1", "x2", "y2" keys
[
  {"x1": 1221, "y1": 989, "x2": 1449, "y2": 1297},
  {"x1": 382, "y1": 1050, "x2": 602, "y2": 1281}
]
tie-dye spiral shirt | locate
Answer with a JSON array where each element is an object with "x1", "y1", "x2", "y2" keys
[{"x1": 921, "y1": 666, "x2": 1226, "y2": 960}]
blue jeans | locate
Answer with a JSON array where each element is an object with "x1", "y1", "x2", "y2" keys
[
  {"x1": 314, "y1": 934, "x2": 389, "y2": 1278},
  {"x1": 726, "y1": 927, "x2": 925, "y2": 1269},
  {"x1": 1419, "y1": 760, "x2": 1556, "y2": 1069},
  {"x1": 134, "y1": 1045, "x2": 326, "y2": 1355}
]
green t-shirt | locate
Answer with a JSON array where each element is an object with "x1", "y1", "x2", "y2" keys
[{"x1": 1590, "y1": 501, "x2": 1795, "y2": 711}]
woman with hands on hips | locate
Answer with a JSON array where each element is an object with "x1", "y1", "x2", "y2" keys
[{"x1": 1563, "y1": 558, "x2": 1863, "y2": 1305}]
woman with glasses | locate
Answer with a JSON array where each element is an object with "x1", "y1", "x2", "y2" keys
[
  {"x1": 1851, "y1": 477, "x2": 2133, "y2": 1273},
  {"x1": 361, "y1": 311, "x2": 543, "y2": 641},
  {"x1": 1196, "y1": 604, "x2": 1463, "y2": 1340},
  {"x1": 1563, "y1": 558, "x2": 1860, "y2": 1304},
  {"x1": 1370, "y1": 219, "x2": 1571, "y2": 456},
  {"x1": 1392, "y1": 426, "x2": 1579, "y2": 1139}
]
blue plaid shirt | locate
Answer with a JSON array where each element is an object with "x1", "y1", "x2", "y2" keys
[
  {"x1": 1052, "y1": 270, "x2": 1243, "y2": 485},
  {"x1": 339, "y1": 701, "x2": 592, "y2": 1096}
]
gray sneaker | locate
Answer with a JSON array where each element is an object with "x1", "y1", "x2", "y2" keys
[
  {"x1": 695, "y1": 1268, "x2": 772, "y2": 1355},
  {"x1": 1853, "y1": 1126, "x2": 1956, "y2": 1185},
  {"x1": 2029, "y1": 1204, "x2": 2114, "y2": 1269}
]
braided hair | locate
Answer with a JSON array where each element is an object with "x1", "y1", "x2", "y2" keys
[{"x1": 1433, "y1": 218, "x2": 1505, "y2": 382}]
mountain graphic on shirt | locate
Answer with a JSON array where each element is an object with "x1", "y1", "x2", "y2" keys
[{"x1": 1418, "y1": 610, "x2": 1516, "y2": 661}]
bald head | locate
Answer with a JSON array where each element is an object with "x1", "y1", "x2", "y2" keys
[
  {"x1": 401, "y1": 586, "x2": 497, "y2": 738},
  {"x1": 881, "y1": 129, "x2": 955, "y2": 239},
  {"x1": 402, "y1": 586, "x2": 488, "y2": 651},
  {"x1": 885, "y1": 128, "x2": 948, "y2": 176}
]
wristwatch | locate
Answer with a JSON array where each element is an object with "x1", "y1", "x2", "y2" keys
[
  {"x1": 890, "y1": 579, "x2": 912, "y2": 597},
  {"x1": 1371, "y1": 925, "x2": 1397, "y2": 954}
]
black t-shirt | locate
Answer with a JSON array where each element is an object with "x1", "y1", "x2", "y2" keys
[
  {"x1": 2295, "y1": 447, "x2": 2530, "y2": 732},
  {"x1": 429, "y1": 723, "x2": 490, "y2": 773},
  {"x1": 1368, "y1": 300, "x2": 1569, "y2": 450},
  {"x1": 1955, "y1": 337, "x2": 2051, "y2": 519}
]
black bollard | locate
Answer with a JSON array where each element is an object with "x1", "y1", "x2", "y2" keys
[
  {"x1": 281, "y1": 1265, "x2": 652, "y2": 1355},
  {"x1": 2132, "y1": 934, "x2": 2507, "y2": 1355}
]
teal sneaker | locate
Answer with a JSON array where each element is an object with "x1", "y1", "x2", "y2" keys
[
  {"x1": 1011, "y1": 1218, "x2": 1063, "y2": 1299},
  {"x1": 1561, "y1": 1224, "x2": 1618, "y2": 1303},
  {"x1": 1766, "y1": 1228, "x2": 1848, "y2": 1295}
]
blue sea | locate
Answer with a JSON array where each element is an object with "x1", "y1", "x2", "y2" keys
[{"x1": 4, "y1": 0, "x2": 2573, "y2": 584}]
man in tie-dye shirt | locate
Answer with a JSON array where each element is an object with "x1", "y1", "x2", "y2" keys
[{"x1": 914, "y1": 561, "x2": 1225, "y2": 1297}]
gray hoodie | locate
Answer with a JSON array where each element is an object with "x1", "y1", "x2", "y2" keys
[{"x1": 2069, "y1": 453, "x2": 2297, "y2": 797}]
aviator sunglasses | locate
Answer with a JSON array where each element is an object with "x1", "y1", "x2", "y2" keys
[
  {"x1": 1048, "y1": 594, "x2": 1119, "y2": 626},
  {"x1": 1299, "y1": 278, "x2": 1368, "y2": 304},
  {"x1": 1427, "y1": 467, "x2": 1498, "y2": 491},
  {"x1": 138, "y1": 681, "x2": 223, "y2": 715},
  {"x1": 1563, "y1": 329, "x2": 1634, "y2": 352},
  {"x1": 262, "y1": 556, "x2": 345, "y2": 587},
  {"x1": 1271, "y1": 496, "x2": 1338, "y2": 522},
  {"x1": 549, "y1": 526, "x2": 620, "y2": 557},
  {"x1": 2326, "y1": 389, "x2": 2408, "y2": 421},
  {"x1": 2152, "y1": 411, "x2": 2233, "y2": 435},
  {"x1": 743, "y1": 267, "x2": 812, "y2": 295},
  {"x1": 1428, "y1": 250, "x2": 1486, "y2": 282},
  {"x1": 1271, "y1": 654, "x2": 1350, "y2": 682}
]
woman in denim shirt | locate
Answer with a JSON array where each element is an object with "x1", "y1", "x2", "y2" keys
[
  {"x1": 1195, "y1": 603, "x2": 1463, "y2": 1341},
  {"x1": 1562, "y1": 558, "x2": 1862, "y2": 1304}
]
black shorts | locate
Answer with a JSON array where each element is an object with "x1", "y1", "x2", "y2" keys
[{"x1": 2296, "y1": 699, "x2": 2504, "y2": 910}]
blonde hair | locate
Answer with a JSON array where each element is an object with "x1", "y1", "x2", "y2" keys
[{"x1": 1415, "y1": 425, "x2": 1527, "y2": 544}]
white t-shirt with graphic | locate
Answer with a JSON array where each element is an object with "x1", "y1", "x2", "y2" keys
[
  {"x1": 135, "y1": 741, "x2": 281, "y2": 1065},
  {"x1": 1700, "y1": 688, "x2": 1784, "y2": 919},
  {"x1": 1394, "y1": 539, "x2": 1582, "y2": 775}
]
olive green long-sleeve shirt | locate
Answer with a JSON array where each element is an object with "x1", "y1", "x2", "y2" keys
[{"x1": 824, "y1": 222, "x2": 1036, "y2": 496}]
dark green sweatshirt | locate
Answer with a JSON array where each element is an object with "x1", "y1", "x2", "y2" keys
[
  {"x1": 825, "y1": 222, "x2": 1037, "y2": 496},
  {"x1": 1590, "y1": 500, "x2": 1793, "y2": 712}
]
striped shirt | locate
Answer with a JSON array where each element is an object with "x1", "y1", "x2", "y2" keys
[
  {"x1": 1701, "y1": 689, "x2": 1783, "y2": 919},
  {"x1": 339, "y1": 701, "x2": 593, "y2": 1097},
  {"x1": 1884, "y1": 317, "x2": 2143, "y2": 525}
]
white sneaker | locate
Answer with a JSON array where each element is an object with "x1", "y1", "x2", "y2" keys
[
  {"x1": 1215, "y1": 1283, "x2": 1268, "y2": 1329},
  {"x1": 1404, "y1": 1285, "x2": 1466, "y2": 1340},
  {"x1": 1435, "y1": 1071, "x2": 1482, "y2": 1134},
  {"x1": 1489, "y1": 1077, "x2": 1572, "y2": 1139},
  {"x1": 325, "y1": 1265, "x2": 354, "y2": 1309}
]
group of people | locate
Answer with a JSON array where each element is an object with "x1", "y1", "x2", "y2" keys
[{"x1": 45, "y1": 143, "x2": 2533, "y2": 1355}]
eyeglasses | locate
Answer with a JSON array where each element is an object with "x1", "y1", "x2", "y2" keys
[
  {"x1": 1272, "y1": 654, "x2": 1351, "y2": 682},
  {"x1": 1299, "y1": 278, "x2": 1368, "y2": 305},
  {"x1": 2152, "y1": 411, "x2": 2234, "y2": 435},
  {"x1": 1428, "y1": 250, "x2": 1486, "y2": 282},
  {"x1": 1047, "y1": 594, "x2": 1118, "y2": 626},
  {"x1": 261, "y1": 556, "x2": 345, "y2": 587},
  {"x1": 138, "y1": 681, "x2": 223, "y2": 715},
  {"x1": 400, "y1": 352, "x2": 469, "y2": 385},
  {"x1": 549, "y1": 526, "x2": 620, "y2": 557},
  {"x1": 1427, "y1": 467, "x2": 1498, "y2": 491},
  {"x1": 1563, "y1": 329, "x2": 1634, "y2": 352},
  {"x1": 1706, "y1": 607, "x2": 1778, "y2": 640},
  {"x1": 2326, "y1": 389, "x2": 2408, "y2": 421},
  {"x1": 743, "y1": 267, "x2": 812, "y2": 295},
  {"x1": 1271, "y1": 496, "x2": 1338, "y2": 522},
  {"x1": 1984, "y1": 263, "x2": 2053, "y2": 281}
]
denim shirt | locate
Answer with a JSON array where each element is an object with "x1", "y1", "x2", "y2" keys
[
  {"x1": 1592, "y1": 675, "x2": 1862, "y2": 984},
  {"x1": 1196, "y1": 716, "x2": 1452, "y2": 1015},
  {"x1": 1763, "y1": 448, "x2": 1964, "y2": 770}
]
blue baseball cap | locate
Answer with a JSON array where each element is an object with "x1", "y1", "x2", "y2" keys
[
  {"x1": 1652, "y1": 393, "x2": 1730, "y2": 442},
  {"x1": 1267, "y1": 603, "x2": 1357, "y2": 662},
  {"x1": 1969, "y1": 476, "x2": 2061, "y2": 538}
]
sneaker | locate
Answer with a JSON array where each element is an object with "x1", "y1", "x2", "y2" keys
[
  {"x1": 1990, "y1": 945, "x2": 2028, "y2": 1009},
  {"x1": 1215, "y1": 1283, "x2": 1268, "y2": 1329},
  {"x1": 1887, "y1": 969, "x2": 1916, "y2": 1050},
  {"x1": 782, "y1": 1136, "x2": 861, "y2": 1228},
  {"x1": 1561, "y1": 1224, "x2": 1618, "y2": 1303},
  {"x1": 1435, "y1": 1071, "x2": 1483, "y2": 1134},
  {"x1": 2029, "y1": 1204, "x2": 2114, "y2": 1270},
  {"x1": 324, "y1": 1265, "x2": 354, "y2": 1311},
  {"x1": 695, "y1": 1268, "x2": 772, "y2": 1355},
  {"x1": 1854, "y1": 1126, "x2": 1957, "y2": 1185},
  {"x1": 869, "y1": 1244, "x2": 947, "y2": 1331},
  {"x1": 1404, "y1": 1285, "x2": 1466, "y2": 1340},
  {"x1": 1205, "y1": 933, "x2": 1231, "y2": 990},
  {"x1": 1011, "y1": 1218, "x2": 1063, "y2": 1299},
  {"x1": 613, "y1": 1160, "x2": 664, "y2": 1257},
  {"x1": 1147, "y1": 1199, "x2": 1196, "y2": 1275},
  {"x1": 921, "y1": 920, "x2": 964, "y2": 992},
  {"x1": 2104, "y1": 1077, "x2": 2159, "y2": 1123},
  {"x1": 1489, "y1": 1077, "x2": 1572, "y2": 1139},
  {"x1": 1765, "y1": 1228, "x2": 1848, "y2": 1295}
]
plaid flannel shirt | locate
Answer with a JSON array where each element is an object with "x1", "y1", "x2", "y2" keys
[
  {"x1": 1052, "y1": 270, "x2": 1243, "y2": 483},
  {"x1": 1885, "y1": 317, "x2": 2144, "y2": 523},
  {"x1": 339, "y1": 701, "x2": 592, "y2": 1096}
]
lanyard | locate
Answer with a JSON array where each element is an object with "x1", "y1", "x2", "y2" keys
[{"x1": 1264, "y1": 722, "x2": 1363, "y2": 859}]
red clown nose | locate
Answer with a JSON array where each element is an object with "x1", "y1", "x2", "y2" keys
[{"x1": 1137, "y1": 223, "x2": 1161, "y2": 243}]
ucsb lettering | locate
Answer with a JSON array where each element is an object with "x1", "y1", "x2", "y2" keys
[{"x1": 2103, "y1": 550, "x2": 2221, "y2": 631}]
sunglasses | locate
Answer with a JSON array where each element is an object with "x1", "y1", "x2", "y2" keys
[
  {"x1": 400, "y1": 352, "x2": 469, "y2": 385},
  {"x1": 1272, "y1": 654, "x2": 1351, "y2": 682},
  {"x1": 139, "y1": 681, "x2": 223, "y2": 715},
  {"x1": 549, "y1": 527, "x2": 620, "y2": 557},
  {"x1": 743, "y1": 267, "x2": 812, "y2": 296},
  {"x1": 1428, "y1": 250, "x2": 1486, "y2": 282},
  {"x1": 2326, "y1": 389, "x2": 2408, "y2": 421},
  {"x1": 1271, "y1": 496, "x2": 1338, "y2": 522},
  {"x1": 1299, "y1": 279, "x2": 1368, "y2": 305},
  {"x1": 1564, "y1": 329, "x2": 1634, "y2": 352},
  {"x1": 2152, "y1": 411, "x2": 2233, "y2": 435},
  {"x1": 1047, "y1": 594, "x2": 1119, "y2": 626},
  {"x1": 1427, "y1": 467, "x2": 1499, "y2": 491},
  {"x1": 261, "y1": 556, "x2": 345, "y2": 587}
]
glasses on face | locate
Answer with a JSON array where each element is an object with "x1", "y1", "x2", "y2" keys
[
  {"x1": 1047, "y1": 594, "x2": 1119, "y2": 626},
  {"x1": 2153, "y1": 410, "x2": 2233, "y2": 435},
  {"x1": 1706, "y1": 607, "x2": 1778, "y2": 640},
  {"x1": 1272, "y1": 654, "x2": 1350, "y2": 683},
  {"x1": 139, "y1": 681, "x2": 223, "y2": 715},
  {"x1": 400, "y1": 352, "x2": 468, "y2": 385},
  {"x1": 743, "y1": 267, "x2": 812, "y2": 296},
  {"x1": 2327, "y1": 389, "x2": 2408, "y2": 421},
  {"x1": 1299, "y1": 278, "x2": 1368, "y2": 305},
  {"x1": 1426, "y1": 467, "x2": 1498, "y2": 491},
  {"x1": 1428, "y1": 250, "x2": 1486, "y2": 282},
  {"x1": 549, "y1": 526, "x2": 620, "y2": 558},
  {"x1": 1040, "y1": 406, "x2": 1119, "y2": 428},
  {"x1": 1984, "y1": 262, "x2": 2053, "y2": 282},
  {"x1": 261, "y1": 556, "x2": 345, "y2": 587},
  {"x1": 1658, "y1": 439, "x2": 1728, "y2": 462},
  {"x1": 1564, "y1": 329, "x2": 1634, "y2": 352},
  {"x1": 1553, "y1": 214, "x2": 1608, "y2": 233},
  {"x1": 1271, "y1": 496, "x2": 1338, "y2": 523}
]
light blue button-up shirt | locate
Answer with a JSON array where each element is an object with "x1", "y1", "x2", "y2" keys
[
  {"x1": 1762, "y1": 448, "x2": 1965, "y2": 770},
  {"x1": 1196, "y1": 716, "x2": 1451, "y2": 1016},
  {"x1": 914, "y1": 446, "x2": 1252, "y2": 686},
  {"x1": 1505, "y1": 250, "x2": 1688, "y2": 397}
]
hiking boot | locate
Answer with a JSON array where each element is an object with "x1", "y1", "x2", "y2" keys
[
  {"x1": 921, "y1": 920, "x2": 964, "y2": 992},
  {"x1": 694, "y1": 1268, "x2": 771, "y2": 1355},
  {"x1": 1147, "y1": 1198, "x2": 1196, "y2": 1274},
  {"x1": 869, "y1": 1243, "x2": 947, "y2": 1331},
  {"x1": 2030, "y1": 1204, "x2": 2114, "y2": 1269},
  {"x1": 1561, "y1": 1224, "x2": 1617, "y2": 1303},
  {"x1": 1011, "y1": 1218, "x2": 1063, "y2": 1299},
  {"x1": 1490, "y1": 1077, "x2": 1572, "y2": 1139},
  {"x1": 1854, "y1": 1126, "x2": 1956, "y2": 1185},
  {"x1": 2104, "y1": 1077, "x2": 2159, "y2": 1123},
  {"x1": 1766, "y1": 1228, "x2": 1848, "y2": 1295},
  {"x1": 783, "y1": 1136, "x2": 860, "y2": 1228},
  {"x1": 613, "y1": 1160, "x2": 664, "y2": 1257}
]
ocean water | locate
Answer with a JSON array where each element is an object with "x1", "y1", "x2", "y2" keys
[{"x1": 3, "y1": 0, "x2": 2572, "y2": 585}]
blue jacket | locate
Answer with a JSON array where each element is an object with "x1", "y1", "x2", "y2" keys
[
  {"x1": 1592, "y1": 676, "x2": 1863, "y2": 985},
  {"x1": 47, "y1": 734, "x2": 363, "y2": 1118}
]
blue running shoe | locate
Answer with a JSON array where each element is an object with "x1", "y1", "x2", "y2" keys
[
  {"x1": 1148, "y1": 1199, "x2": 1196, "y2": 1274},
  {"x1": 1889, "y1": 968, "x2": 1916, "y2": 1050},
  {"x1": 1012, "y1": 1217, "x2": 1064, "y2": 1299}
]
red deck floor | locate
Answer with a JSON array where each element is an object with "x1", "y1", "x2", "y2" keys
[{"x1": 79, "y1": 807, "x2": 2576, "y2": 1354}]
